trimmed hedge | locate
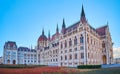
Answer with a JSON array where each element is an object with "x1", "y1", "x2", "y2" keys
[
  {"x1": 77, "y1": 65, "x2": 101, "y2": 69},
  {"x1": 0, "y1": 64, "x2": 46, "y2": 68}
]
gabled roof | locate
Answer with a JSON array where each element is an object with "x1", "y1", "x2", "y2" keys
[
  {"x1": 18, "y1": 47, "x2": 30, "y2": 51},
  {"x1": 65, "y1": 21, "x2": 80, "y2": 33},
  {"x1": 18, "y1": 47, "x2": 36, "y2": 52},
  {"x1": 96, "y1": 25, "x2": 108, "y2": 36},
  {"x1": 51, "y1": 32, "x2": 60, "y2": 41},
  {"x1": 4, "y1": 41, "x2": 17, "y2": 48}
]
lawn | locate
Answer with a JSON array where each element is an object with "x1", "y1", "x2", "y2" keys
[
  {"x1": 0, "y1": 65, "x2": 120, "y2": 74},
  {"x1": 80, "y1": 68, "x2": 120, "y2": 74}
]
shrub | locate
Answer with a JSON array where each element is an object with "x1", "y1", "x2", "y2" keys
[{"x1": 77, "y1": 65, "x2": 101, "y2": 69}]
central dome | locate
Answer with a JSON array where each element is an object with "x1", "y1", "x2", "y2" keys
[
  {"x1": 38, "y1": 29, "x2": 47, "y2": 41},
  {"x1": 38, "y1": 35, "x2": 47, "y2": 41}
]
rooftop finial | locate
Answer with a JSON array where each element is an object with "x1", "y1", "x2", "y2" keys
[
  {"x1": 62, "y1": 18, "x2": 66, "y2": 34},
  {"x1": 62, "y1": 18, "x2": 66, "y2": 28},
  {"x1": 107, "y1": 21, "x2": 108, "y2": 25},
  {"x1": 81, "y1": 5, "x2": 85, "y2": 17},
  {"x1": 42, "y1": 28, "x2": 44, "y2": 35},
  {"x1": 48, "y1": 30, "x2": 50, "y2": 40},
  {"x1": 56, "y1": 23, "x2": 59, "y2": 33},
  {"x1": 31, "y1": 44, "x2": 33, "y2": 49},
  {"x1": 80, "y1": 5, "x2": 87, "y2": 23}
]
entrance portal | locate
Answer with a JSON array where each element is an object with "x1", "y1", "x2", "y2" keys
[
  {"x1": 13, "y1": 60, "x2": 16, "y2": 64},
  {"x1": 7, "y1": 60, "x2": 10, "y2": 64},
  {"x1": 103, "y1": 55, "x2": 107, "y2": 64}
]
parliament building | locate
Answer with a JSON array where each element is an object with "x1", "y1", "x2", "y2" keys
[{"x1": 3, "y1": 6, "x2": 113, "y2": 67}]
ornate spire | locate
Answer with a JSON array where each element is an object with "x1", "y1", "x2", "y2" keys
[
  {"x1": 81, "y1": 5, "x2": 85, "y2": 17},
  {"x1": 62, "y1": 18, "x2": 66, "y2": 28},
  {"x1": 106, "y1": 21, "x2": 109, "y2": 27},
  {"x1": 48, "y1": 30, "x2": 50, "y2": 40},
  {"x1": 56, "y1": 24, "x2": 59, "y2": 33},
  {"x1": 62, "y1": 18, "x2": 66, "y2": 34},
  {"x1": 31, "y1": 44, "x2": 33, "y2": 49},
  {"x1": 107, "y1": 21, "x2": 108, "y2": 25},
  {"x1": 80, "y1": 5, "x2": 87, "y2": 23},
  {"x1": 42, "y1": 28, "x2": 44, "y2": 35}
]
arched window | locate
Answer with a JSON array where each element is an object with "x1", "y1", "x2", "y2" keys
[
  {"x1": 65, "y1": 40, "x2": 67, "y2": 48},
  {"x1": 87, "y1": 35, "x2": 89, "y2": 43},
  {"x1": 75, "y1": 53, "x2": 77, "y2": 59},
  {"x1": 94, "y1": 40, "x2": 95, "y2": 45},
  {"x1": 81, "y1": 53, "x2": 84, "y2": 59},
  {"x1": 69, "y1": 38, "x2": 72, "y2": 46},
  {"x1": 88, "y1": 53, "x2": 90, "y2": 58},
  {"x1": 7, "y1": 60, "x2": 10, "y2": 64},
  {"x1": 74, "y1": 36, "x2": 77, "y2": 45},
  {"x1": 80, "y1": 35, "x2": 84, "y2": 43},
  {"x1": 61, "y1": 42, "x2": 63, "y2": 49},
  {"x1": 102, "y1": 41, "x2": 105, "y2": 48},
  {"x1": 69, "y1": 54, "x2": 72, "y2": 60},
  {"x1": 61, "y1": 56, "x2": 63, "y2": 60},
  {"x1": 65, "y1": 55, "x2": 67, "y2": 60},
  {"x1": 91, "y1": 38, "x2": 92, "y2": 44}
]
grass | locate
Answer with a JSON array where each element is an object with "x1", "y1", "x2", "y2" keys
[{"x1": 79, "y1": 68, "x2": 120, "y2": 74}]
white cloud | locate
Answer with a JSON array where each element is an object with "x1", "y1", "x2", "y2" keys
[{"x1": 113, "y1": 47, "x2": 120, "y2": 58}]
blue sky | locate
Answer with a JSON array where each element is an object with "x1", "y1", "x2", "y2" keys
[{"x1": 0, "y1": 0, "x2": 120, "y2": 57}]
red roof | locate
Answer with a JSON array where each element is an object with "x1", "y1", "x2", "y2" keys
[
  {"x1": 38, "y1": 35, "x2": 47, "y2": 41},
  {"x1": 51, "y1": 32, "x2": 60, "y2": 41},
  {"x1": 96, "y1": 25, "x2": 108, "y2": 36}
]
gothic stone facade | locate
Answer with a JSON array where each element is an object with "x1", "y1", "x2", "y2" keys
[
  {"x1": 3, "y1": 6, "x2": 113, "y2": 67},
  {"x1": 4, "y1": 41, "x2": 18, "y2": 64},
  {"x1": 37, "y1": 6, "x2": 113, "y2": 67}
]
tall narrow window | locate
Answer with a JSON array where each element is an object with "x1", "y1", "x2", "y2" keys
[
  {"x1": 88, "y1": 53, "x2": 90, "y2": 58},
  {"x1": 102, "y1": 41, "x2": 105, "y2": 48},
  {"x1": 69, "y1": 54, "x2": 72, "y2": 60},
  {"x1": 81, "y1": 53, "x2": 84, "y2": 59},
  {"x1": 65, "y1": 55, "x2": 67, "y2": 60},
  {"x1": 91, "y1": 38, "x2": 92, "y2": 44},
  {"x1": 87, "y1": 35, "x2": 89, "y2": 43},
  {"x1": 74, "y1": 48, "x2": 77, "y2": 51},
  {"x1": 69, "y1": 38, "x2": 72, "y2": 46},
  {"x1": 94, "y1": 40, "x2": 95, "y2": 45},
  {"x1": 61, "y1": 42, "x2": 63, "y2": 49},
  {"x1": 75, "y1": 53, "x2": 77, "y2": 59},
  {"x1": 80, "y1": 35, "x2": 84, "y2": 43},
  {"x1": 69, "y1": 49, "x2": 72, "y2": 52},
  {"x1": 74, "y1": 36, "x2": 77, "y2": 45},
  {"x1": 61, "y1": 56, "x2": 63, "y2": 60},
  {"x1": 65, "y1": 40, "x2": 67, "y2": 48}
]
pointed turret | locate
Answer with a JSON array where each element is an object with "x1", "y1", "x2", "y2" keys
[
  {"x1": 80, "y1": 5, "x2": 87, "y2": 23},
  {"x1": 48, "y1": 30, "x2": 50, "y2": 40},
  {"x1": 38, "y1": 28, "x2": 47, "y2": 42},
  {"x1": 31, "y1": 45, "x2": 33, "y2": 49},
  {"x1": 107, "y1": 21, "x2": 108, "y2": 25},
  {"x1": 81, "y1": 5, "x2": 85, "y2": 17},
  {"x1": 42, "y1": 28, "x2": 44, "y2": 35},
  {"x1": 56, "y1": 24, "x2": 59, "y2": 33},
  {"x1": 62, "y1": 18, "x2": 66, "y2": 28},
  {"x1": 38, "y1": 28, "x2": 47, "y2": 49},
  {"x1": 62, "y1": 18, "x2": 66, "y2": 34}
]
